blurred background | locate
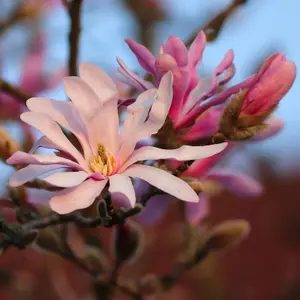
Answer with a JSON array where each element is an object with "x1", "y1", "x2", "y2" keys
[{"x1": 0, "y1": 0, "x2": 300, "y2": 299}]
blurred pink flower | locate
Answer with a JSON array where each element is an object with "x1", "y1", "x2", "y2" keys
[
  {"x1": 20, "y1": 32, "x2": 66, "y2": 95},
  {"x1": 0, "y1": 32, "x2": 65, "y2": 121},
  {"x1": 241, "y1": 53, "x2": 296, "y2": 116},
  {"x1": 7, "y1": 64, "x2": 227, "y2": 214}
]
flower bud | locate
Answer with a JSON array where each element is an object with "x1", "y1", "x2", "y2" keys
[
  {"x1": 204, "y1": 219, "x2": 250, "y2": 251},
  {"x1": 241, "y1": 53, "x2": 296, "y2": 116},
  {"x1": 112, "y1": 221, "x2": 144, "y2": 265},
  {"x1": 0, "y1": 127, "x2": 20, "y2": 162}
]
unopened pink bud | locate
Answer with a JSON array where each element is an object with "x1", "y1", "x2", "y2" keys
[{"x1": 242, "y1": 53, "x2": 296, "y2": 116}]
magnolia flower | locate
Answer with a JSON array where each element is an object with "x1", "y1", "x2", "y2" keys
[
  {"x1": 7, "y1": 63, "x2": 227, "y2": 214},
  {"x1": 117, "y1": 31, "x2": 254, "y2": 138},
  {"x1": 241, "y1": 53, "x2": 296, "y2": 116},
  {"x1": 216, "y1": 53, "x2": 296, "y2": 142}
]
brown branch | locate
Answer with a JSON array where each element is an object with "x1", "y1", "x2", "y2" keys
[
  {"x1": 160, "y1": 244, "x2": 211, "y2": 290},
  {"x1": 67, "y1": 0, "x2": 83, "y2": 76},
  {"x1": 186, "y1": 0, "x2": 248, "y2": 45},
  {"x1": 0, "y1": 78, "x2": 31, "y2": 103},
  {"x1": 0, "y1": 2, "x2": 39, "y2": 37}
]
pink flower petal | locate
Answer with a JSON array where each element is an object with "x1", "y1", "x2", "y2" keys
[
  {"x1": 183, "y1": 144, "x2": 233, "y2": 178},
  {"x1": 123, "y1": 164, "x2": 199, "y2": 202},
  {"x1": 134, "y1": 194, "x2": 171, "y2": 225},
  {"x1": 154, "y1": 53, "x2": 178, "y2": 81},
  {"x1": 118, "y1": 98, "x2": 136, "y2": 107},
  {"x1": 125, "y1": 38, "x2": 156, "y2": 75},
  {"x1": 162, "y1": 36, "x2": 188, "y2": 67},
  {"x1": 7, "y1": 151, "x2": 83, "y2": 170},
  {"x1": 188, "y1": 31, "x2": 206, "y2": 67},
  {"x1": 116, "y1": 57, "x2": 154, "y2": 91},
  {"x1": 118, "y1": 89, "x2": 157, "y2": 163},
  {"x1": 185, "y1": 193, "x2": 209, "y2": 224},
  {"x1": 9, "y1": 164, "x2": 66, "y2": 187},
  {"x1": 87, "y1": 97, "x2": 119, "y2": 154},
  {"x1": 218, "y1": 64, "x2": 236, "y2": 85},
  {"x1": 175, "y1": 50, "x2": 236, "y2": 128},
  {"x1": 242, "y1": 59, "x2": 296, "y2": 115},
  {"x1": 29, "y1": 136, "x2": 62, "y2": 154},
  {"x1": 109, "y1": 174, "x2": 136, "y2": 207},
  {"x1": 250, "y1": 117, "x2": 284, "y2": 141},
  {"x1": 79, "y1": 63, "x2": 119, "y2": 103},
  {"x1": 120, "y1": 143, "x2": 227, "y2": 172},
  {"x1": 63, "y1": 76, "x2": 101, "y2": 120},
  {"x1": 20, "y1": 32, "x2": 46, "y2": 95},
  {"x1": 182, "y1": 107, "x2": 222, "y2": 141},
  {"x1": 121, "y1": 89, "x2": 157, "y2": 140},
  {"x1": 116, "y1": 69, "x2": 147, "y2": 91},
  {"x1": 43, "y1": 171, "x2": 89, "y2": 187},
  {"x1": 26, "y1": 97, "x2": 91, "y2": 159},
  {"x1": 136, "y1": 71, "x2": 173, "y2": 139},
  {"x1": 205, "y1": 169, "x2": 263, "y2": 197},
  {"x1": 181, "y1": 78, "x2": 214, "y2": 116},
  {"x1": 177, "y1": 75, "x2": 255, "y2": 128},
  {"x1": 20, "y1": 112, "x2": 86, "y2": 167},
  {"x1": 168, "y1": 66, "x2": 190, "y2": 122},
  {"x1": 49, "y1": 179, "x2": 108, "y2": 214}
]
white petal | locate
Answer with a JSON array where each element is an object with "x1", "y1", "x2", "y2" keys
[
  {"x1": 116, "y1": 57, "x2": 154, "y2": 91},
  {"x1": 20, "y1": 112, "x2": 86, "y2": 167},
  {"x1": 63, "y1": 76, "x2": 101, "y2": 120},
  {"x1": 9, "y1": 164, "x2": 66, "y2": 187},
  {"x1": 118, "y1": 89, "x2": 157, "y2": 162},
  {"x1": 49, "y1": 179, "x2": 108, "y2": 214},
  {"x1": 43, "y1": 171, "x2": 89, "y2": 187},
  {"x1": 29, "y1": 136, "x2": 62, "y2": 154},
  {"x1": 109, "y1": 174, "x2": 136, "y2": 207},
  {"x1": 123, "y1": 165, "x2": 199, "y2": 202},
  {"x1": 7, "y1": 151, "x2": 83, "y2": 170},
  {"x1": 79, "y1": 63, "x2": 119, "y2": 103},
  {"x1": 120, "y1": 143, "x2": 227, "y2": 172},
  {"x1": 26, "y1": 97, "x2": 92, "y2": 159},
  {"x1": 137, "y1": 71, "x2": 173, "y2": 139},
  {"x1": 87, "y1": 97, "x2": 119, "y2": 154},
  {"x1": 121, "y1": 89, "x2": 157, "y2": 139}
]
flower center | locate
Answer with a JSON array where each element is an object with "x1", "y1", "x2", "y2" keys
[{"x1": 90, "y1": 144, "x2": 116, "y2": 176}]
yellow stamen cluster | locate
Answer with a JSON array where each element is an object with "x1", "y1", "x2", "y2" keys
[{"x1": 90, "y1": 144, "x2": 116, "y2": 176}]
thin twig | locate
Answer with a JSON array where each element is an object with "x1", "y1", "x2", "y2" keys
[
  {"x1": 0, "y1": 2, "x2": 33, "y2": 36},
  {"x1": 0, "y1": 79, "x2": 31, "y2": 103},
  {"x1": 67, "y1": 0, "x2": 83, "y2": 76},
  {"x1": 159, "y1": 243, "x2": 211, "y2": 290},
  {"x1": 186, "y1": 0, "x2": 248, "y2": 45}
]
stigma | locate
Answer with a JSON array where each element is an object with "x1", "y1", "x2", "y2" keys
[{"x1": 90, "y1": 144, "x2": 117, "y2": 176}]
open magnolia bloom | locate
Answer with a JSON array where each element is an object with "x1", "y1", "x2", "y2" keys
[{"x1": 7, "y1": 63, "x2": 227, "y2": 214}]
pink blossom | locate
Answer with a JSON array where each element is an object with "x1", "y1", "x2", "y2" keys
[
  {"x1": 241, "y1": 53, "x2": 296, "y2": 116},
  {"x1": 7, "y1": 63, "x2": 227, "y2": 214},
  {"x1": 0, "y1": 33, "x2": 65, "y2": 121},
  {"x1": 117, "y1": 31, "x2": 254, "y2": 135},
  {"x1": 20, "y1": 32, "x2": 65, "y2": 95}
]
